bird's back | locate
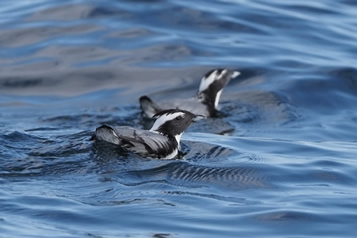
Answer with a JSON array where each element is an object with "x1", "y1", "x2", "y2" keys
[{"x1": 95, "y1": 125, "x2": 177, "y2": 158}]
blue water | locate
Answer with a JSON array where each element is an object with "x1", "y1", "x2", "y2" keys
[{"x1": 1, "y1": 0, "x2": 357, "y2": 237}]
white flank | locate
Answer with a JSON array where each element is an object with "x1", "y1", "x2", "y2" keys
[
  {"x1": 199, "y1": 70, "x2": 218, "y2": 92},
  {"x1": 214, "y1": 89, "x2": 223, "y2": 109},
  {"x1": 150, "y1": 112, "x2": 185, "y2": 132},
  {"x1": 163, "y1": 148, "x2": 178, "y2": 160}
]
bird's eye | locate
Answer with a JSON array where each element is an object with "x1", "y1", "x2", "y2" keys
[{"x1": 175, "y1": 116, "x2": 183, "y2": 121}]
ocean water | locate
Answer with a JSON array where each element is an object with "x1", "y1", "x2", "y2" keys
[{"x1": 1, "y1": 0, "x2": 357, "y2": 237}]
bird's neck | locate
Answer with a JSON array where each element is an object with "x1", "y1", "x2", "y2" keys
[
  {"x1": 174, "y1": 133, "x2": 183, "y2": 145},
  {"x1": 152, "y1": 130, "x2": 182, "y2": 145}
]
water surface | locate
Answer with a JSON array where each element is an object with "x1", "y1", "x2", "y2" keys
[{"x1": 1, "y1": 0, "x2": 357, "y2": 237}]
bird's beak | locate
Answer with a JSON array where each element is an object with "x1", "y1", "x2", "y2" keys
[
  {"x1": 231, "y1": 71, "x2": 241, "y2": 78},
  {"x1": 193, "y1": 114, "x2": 206, "y2": 121}
]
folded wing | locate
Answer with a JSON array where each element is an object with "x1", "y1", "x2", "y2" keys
[{"x1": 94, "y1": 125, "x2": 177, "y2": 158}]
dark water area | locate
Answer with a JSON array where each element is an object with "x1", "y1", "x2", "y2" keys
[{"x1": 1, "y1": 0, "x2": 357, "y2": 237}]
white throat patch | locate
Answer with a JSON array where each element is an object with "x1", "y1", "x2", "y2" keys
[
  {"x1": 174, "y1": 133, "x2": 183, "y2": 145},
  {"x1": 150, "y1": 112, "x2": 185, "y2": 132},
  {"x1": 214, "y1": 89, "x2": 223, "y2": 109}
]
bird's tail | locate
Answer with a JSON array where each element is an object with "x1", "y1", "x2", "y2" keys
[
  {"x1": 94, "y1": 125, "x2": 120, "y2": 145},
  {"x1": 139, "y1": 96, "x2": 162, "y2": 118}
]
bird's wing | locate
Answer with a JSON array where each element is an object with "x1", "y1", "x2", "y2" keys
[{"x1": 112, "y1": 126, "x2": 177, "y2": 157}]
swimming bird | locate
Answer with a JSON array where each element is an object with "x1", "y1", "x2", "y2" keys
[
  {"x1": 139, "y1": 68, "x2": 240, "y2": 118},
  {"x1": 93, "y1": 109, "x2": 195, "y2": 159}
]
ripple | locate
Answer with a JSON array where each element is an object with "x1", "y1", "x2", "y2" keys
[
  {"x1": 0, "y1": 130, "x2": 93, "y2": 177},
  {"x1": 122, "y1": 161, "x2": 272, "y2": 190},
  {"x1": 1, "y1": 0, "x2": 357, "y2": 237}
]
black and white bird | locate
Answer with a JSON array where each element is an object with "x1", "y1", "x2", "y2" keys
[
  {"x1": 93, "y1": 109, "x2": 195, "y2": 159},
  {"x1": 139, "y1": 68, "x2": 240, "y2": 118}
]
